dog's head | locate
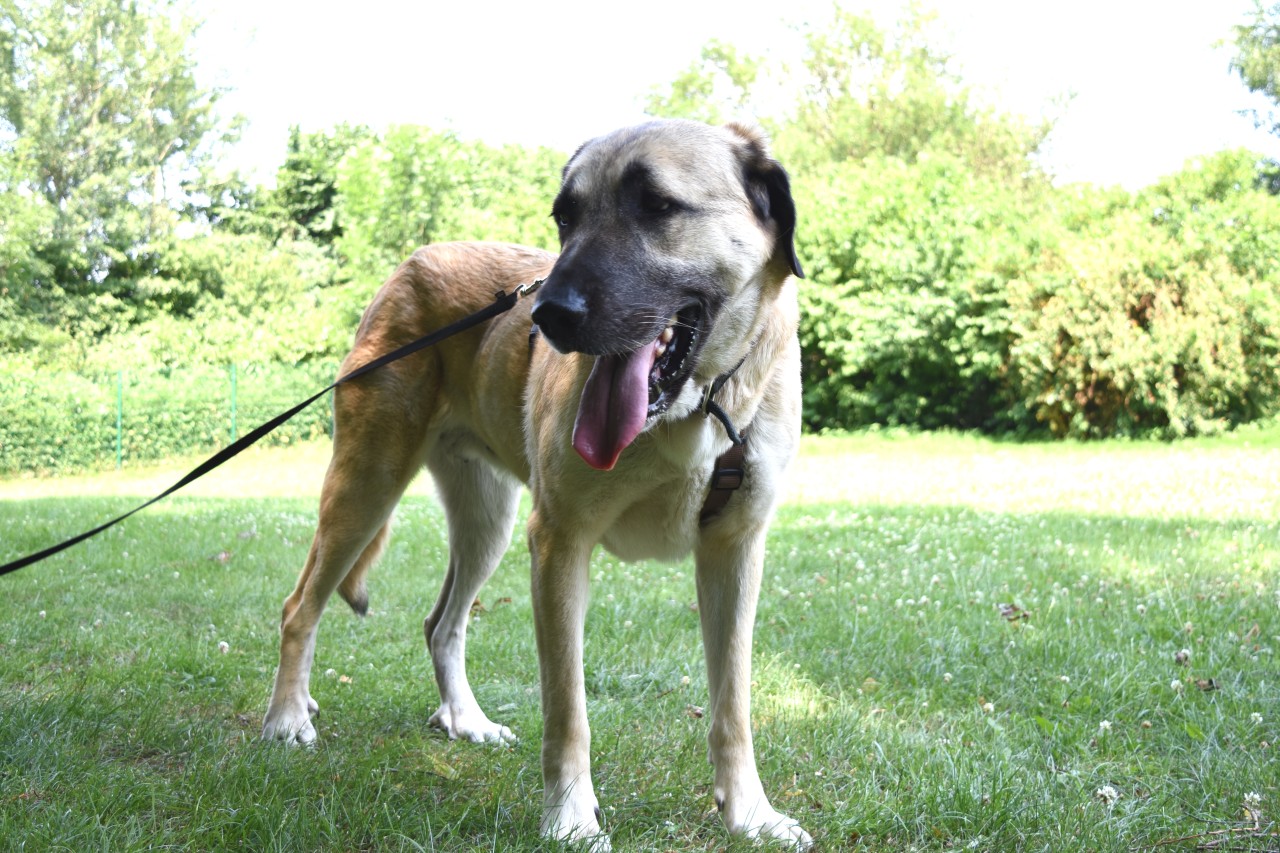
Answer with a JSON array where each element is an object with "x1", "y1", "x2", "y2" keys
[{"x1": 531, "y1": 119, "x2": 802, "y2": 470}]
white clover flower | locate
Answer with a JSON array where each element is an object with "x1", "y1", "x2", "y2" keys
[
  {"x1": 1244, "y1": 791, "x2": 1263, "y2": 809},
  {"x1": 1099, "y1": 720, "x2": 1112, "y2": 733},
  {"x1": 1094, "y1": 785, "x2": 1121, "y2": 805},
  {"x1": 1171, "y1": 679, "x2": 1185, "y2": 694},
  {"x1": 1059, "y1": 675, "x2": 1070, "y2": 684},
  {"x1": 943, "y1": 672, "x2": 953, "y2": 683},
  {"x1": 217, "y1": 641, "x2": 229, "y2": 654},
  {"x1": 981, "y1": 701, "x2": 994, "y2": 714},
  {"x1": 1251, "y1": 712, "x2": 1263, "y2": 725},
  {"x1": 1136, "y1": 604, "x2": 1147, "y2": 616}
]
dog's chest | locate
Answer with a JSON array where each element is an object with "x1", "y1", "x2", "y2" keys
[{"x1": 599, "y1": 469, "x2": 708, "y2": 562}]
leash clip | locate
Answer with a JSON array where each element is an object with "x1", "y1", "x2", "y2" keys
[{"x1": 517, "y1": 278, "x2": 544, "y2": 297}]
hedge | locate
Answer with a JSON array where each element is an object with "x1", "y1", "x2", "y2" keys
[
  {"x1": 0, "y1": 362, "x2": 338, "y2": 477},
  {"x1": 792, "y1": 149, "x2": 1280, "y2": 437}
]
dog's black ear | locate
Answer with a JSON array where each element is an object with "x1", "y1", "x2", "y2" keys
[
  {"x1": 730, "y1": 123, "x2": 804, "y2": 280},
  {"x1": 753, "y1": 161, "x2": 803, "y2": 280}
]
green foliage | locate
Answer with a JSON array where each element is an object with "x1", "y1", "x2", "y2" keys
[
  {"x1": 776, "y1": 6, "x2": 1280, "y2": 439},
  {"x1": 775, "y1": 4, "x2": 1049, "y2": 182},
  {"x1": 270, "y1": 123, "x2": 371, "y2": 245},
  {"x1": 0, "y1": 361, "x2": 337, "y2": 476},
  {"x1": 1230, "y1": 1, "x2": 1280, "y2": 134},
  {"x1": 795, "y1": 153, "x2": 1041, "y2": 432},
  {"x1": 1000, "y1": 151, "x2": 1280, "y2": 438},
  {"x1": 644, "y1": 39, "x2": 763, "y2": 125},
  {"x1": 86, "y1": 233, "x2": 350, "y2": 370},
  {"x1": 335, "y1": 126, "x2": 561, "y2": 286},
  {"x1": 9, "y1": 232, "x2": 348, "y2": 372},
  {"x1": 0, "y1": 155, "x2": 56, "y2": 344},
  {"x1": 0, "y1": 0, "x2": 232, "y2": 353},
  {"x1": 796, "y1": 146, "x2": 1280, "y2": 438},
  {"x1": 1006, "y1": 208, "x2": 1271, "y2": 437}
]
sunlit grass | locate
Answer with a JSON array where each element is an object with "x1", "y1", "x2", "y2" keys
[{"x1": 1, "y1": 430, "x2": 1277, "y2": 850}]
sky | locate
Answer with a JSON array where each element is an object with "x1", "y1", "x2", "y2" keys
[{"x1": 193, "y1": 0, "x2": 1280, "y2": 190}]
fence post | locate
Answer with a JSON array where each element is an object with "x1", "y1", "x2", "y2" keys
[
  {"x1": 229, "y1": 363, "x2": 238, "y2": 442},
  {"x1": 116, "y1": 370, "x2": 123, "y2": 470}
]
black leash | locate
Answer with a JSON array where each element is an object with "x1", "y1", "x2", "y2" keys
[{"x1": 0, "y1": 281, "x2": 541, "y2": 578}]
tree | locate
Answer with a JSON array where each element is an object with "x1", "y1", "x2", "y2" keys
[
  {"x1": 644, "y1": 40, "x2": 763, "y2": 125},
  {"x1": 334, "y1": 126, "x2": 561, "y2": 286},
  {"x1": 270, "y1": 123, "x2": 371, "y2": 246},
  {"x1": 646, "y1": 5, "x2": 1049, "y2": 180},
  {"x1": 0, "y1": 0, "x2": 229, "y2": 344},
  {"x1": 1231, "y1": 1, "x2": 1280, "y2": 135},
  {"x1": 776, "y1": 4, "x2": 1049, "y2": 180}
]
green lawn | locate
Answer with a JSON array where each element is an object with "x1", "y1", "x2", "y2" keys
[{"x1": 1, "y1": 430, "x2": 1277, "y2": 851}]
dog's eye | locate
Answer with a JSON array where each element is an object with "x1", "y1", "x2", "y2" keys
[
  {"x1": 641, "y1": 192, "x2": 674, "y2": 215},
  {"x1": 551, "y1": 198, "x2": 576, "y2": 230}
]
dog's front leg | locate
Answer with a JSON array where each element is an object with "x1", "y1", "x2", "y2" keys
[
  {"x1": 528, "y1": 509, "x2": 610, "y2": 851},
  {"x1": 695, "y1": 523, "x2": 812, "y2": 850}
]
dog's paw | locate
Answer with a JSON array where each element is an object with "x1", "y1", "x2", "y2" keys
[
  {"x1": 429, "y1": 701, "x2": 516, "y2": 744},
  {"x1": 745, "y1": 814, "x2": 812, "y2": 850},
  {"x1": 261, "y1": 695, "x2": 319, "y2": 746},
  {"x1": 541, "y1": 802, "x2": 611, "y2": 852},
  {"x1": 725, "y1": 801, "x2": 812, "y2": 850}
]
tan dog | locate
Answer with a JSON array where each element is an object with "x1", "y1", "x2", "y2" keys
[{"x1": 261, "y1": 119, "x2": 811, "y2": 850}]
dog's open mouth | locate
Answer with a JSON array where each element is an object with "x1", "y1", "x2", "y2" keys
[
  {"x1": 648, "y1": 306, "x2": 700, "y2": 412},
  {"x1": 572, "y1": 306, "x2": 701, "y2": 471}
]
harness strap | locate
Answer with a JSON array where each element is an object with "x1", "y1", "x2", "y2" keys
[
  {"x1": 699, "y1": 428, "x2": 749, "y2": 526},
  {"x1": 697, "y1": 345, "x2": 756, "y2": 526}
]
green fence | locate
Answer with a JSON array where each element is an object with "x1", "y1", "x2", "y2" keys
[{"x1": 0, "y1": 362, "x2": 340, "y2": 477}]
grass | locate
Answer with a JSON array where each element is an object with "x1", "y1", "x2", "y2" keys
[{"x1": 1, "y1": 429, "x2": 1277, "y2": 851}]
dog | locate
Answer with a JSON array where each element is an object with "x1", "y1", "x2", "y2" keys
[{"x1": 261, "y1": 119, "x2": 811, "y2": 850}]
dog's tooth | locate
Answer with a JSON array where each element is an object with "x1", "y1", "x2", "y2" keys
[
  {"x1": 660, "y1": 326, "x2": 675, "y2": 344},
  {"x1": 655, "y1": 341, "x2": 667, "y2": 356}
]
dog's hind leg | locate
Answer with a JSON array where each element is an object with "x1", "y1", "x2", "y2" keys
[
  {"x1": 262, "y1": 379, "x2": 427, "y2": 746},
  {"x1": 423, "y1": 446, "x2": 520, "y2": 743}
]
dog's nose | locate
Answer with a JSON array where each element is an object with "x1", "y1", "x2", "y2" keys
[{"x1": 531, "y1": 290, "x2": 589, "y2": 350}]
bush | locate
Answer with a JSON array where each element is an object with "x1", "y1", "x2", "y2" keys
[
  {"x1": 1005, "y1": 209, "x2": 1270, "y2": 437},
  {"x1": 73, "y1": 234, "x2": 352, "y2": 373},
  {"x1": 793, "y1": 153, "x2": 1046, "y2": 432},
  {"x1": 792, "y1": 149, "x2": 1280, "y2": 438}
]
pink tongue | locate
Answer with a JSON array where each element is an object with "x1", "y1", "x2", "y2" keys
[{"x1": 572, "y1": 339, "x2": 660, "y2": 470}]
